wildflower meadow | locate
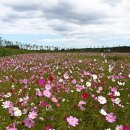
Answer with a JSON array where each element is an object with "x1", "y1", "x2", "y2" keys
[{"x1": 0, "y1": 53, "x2": 130, "y2": 130}]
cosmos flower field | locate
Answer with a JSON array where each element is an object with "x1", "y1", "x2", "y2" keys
[{"x1": 0, "y1": 53, "x2": 130, "y2": 130}]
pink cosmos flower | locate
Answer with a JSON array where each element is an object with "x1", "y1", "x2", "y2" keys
[
  {"x1": 98, "y1": 86, "x2": 103, "y2": 91},
  {"x1": 97, "y1": 96, "x2": 107, "y2": 104},
  {"x1": 2, "y1": 101, "x2": 13, "y2": 109},
  {"x1": 111, "y1": 87, "x2": 117, "y2": 92},
  {"x1": 19, "y1": 79, "x2": 28, "y2": 84},
  {"x1": 9, "y1": 107, "x2": 14, "y2": 116},
  {"x1": 76, "y1": 85, "x2": 84, "y2": 92},
  {"x1": 72, "y1": 79, "x2": 77, "y2": 84},
  {"x1": 106, "y1": 113, "x2": 116, "y2": 123},
  {"x1": 23, "y1": 117, "x2": 35, "y2": 128},
  {"x1": 36, "y1": 90, "x2": 42, "y2": 97},
  {"x1": 83, "y1": 71, "x2": 92, "y2": 76},
  {"x1": 45, "y1": 84, "x2": 52, "y2": 90},
  {"x1": 28, "y1": 111, "x2": 37, "y2": 119},
  {"x1": 23, "y1": 108, "x2": 28, "y2": 114},
  {"x1": 51, "y1": 96, "x2": 58, "y2": 103},
  {"x1": 115, "y1": 125, "x2": 123, "y2": 130},
  {"x1": 80, "y1": 79, "x2": 84, "y2": 82},
  {"x1": 78, "y1": 100, "x2": 86, "y2": 111},
  {"x1": 6, "y1": 127, "x2": 17, "y2": 130},
  {"x1": 78, "y1": 100, "x2": 86, "y2": 107},
  {"x1": 0, "y1": 92, "x2": 4, "y2": 98},
  {"x1": 6, "y1": 123, "x2": 17, "y2": 130},
  {"x1": 24, "y1": 95, "x2": 30, "y2": 101},
  {"x1": 66, "y1": 116, "x2": 79, "y2": 127},
  {"x1": 91, "y1": 94, "x2": 95, "y2": 98},
  {"x1": 43, "y1": 90, "x2": 51, "y2": 98}
]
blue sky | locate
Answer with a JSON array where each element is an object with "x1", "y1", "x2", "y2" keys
[
  {"x1": 1, "y1": 34, "x2": 130, "y2": 48},
  {"x1": 0, "y1": 0, "x2": 130, "y2": 48}
]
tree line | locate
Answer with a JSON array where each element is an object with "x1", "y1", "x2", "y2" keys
[
  {"x1": 0, "y1": 37, "x2": 61, "y2": 51},
  {"x1": 0, "y1": 37, "x2": 130, "y2": 52}
]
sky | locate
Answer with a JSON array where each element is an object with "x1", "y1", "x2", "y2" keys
[{"x1": 0, "y1": 0, "x2": 130, "y2": 48}]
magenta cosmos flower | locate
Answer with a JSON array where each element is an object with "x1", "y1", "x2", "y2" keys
[
  {"x1": 123, "y1": 126, "x2": 130, "y2": 130},
  {"x1": 39, "y1": 101, "x2": 48, "y2": 107},
  {"x1": 38, "y1": 79, "x2": 46, "y2": 86},
  {"x1": 106, "y1": 113, "x2": 116, "y2": 123},
  {"x1": 44, "y1": 125, "x2": 52, "y2": 130},
  {"x1": 66, "y1": 116, "x2": 79, "y2": 127}
]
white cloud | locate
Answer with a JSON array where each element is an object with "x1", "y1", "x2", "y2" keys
[{"x1": 0, "y1": 0, "x2": 130, "y2": 47}]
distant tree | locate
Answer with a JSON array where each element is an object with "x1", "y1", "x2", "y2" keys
[
  {"x1": 54, "y1": 47, "x2": 58, "y2": 51},
  {"x1": 0, "y1": 37, "x2": 3, "y2": 47},
  {"x1": 5, "y1": 45, "x2": 20, "y2": 49},
  {"x1": 33, "y1": 44, "x2": 36, "y2": 50},
  {"x1": 36, "y1": 45, "x2": 39, "y2": 50},
  {"x1": 40, "y1": 45, "x2": 43, "y2": 50}
]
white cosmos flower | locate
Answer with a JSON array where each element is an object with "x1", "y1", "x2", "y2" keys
[
  {"x1": 86, "y1": 81, "x2": 91, "y2": 87},
  {"x1": 4, "y1": 92, "x2": 12, "y2": 98},
  {"x1": 69, "y1": 70, "x2": 72, "y2": 73},
  {"x1": 118, "y1": 81, "x2": 125, "y2": 86},
  {"x1": 105, "y1": 59, "x2": 107, "y2": 63},
  {"x1": 96, "y1": 90, "x2": 101, "y2": 93},
  {"x1": 19, "y1": 98, "x2": 24, "y2": 102},
  {"x1": 92, "y1": 74, "x2": 97, "y2": 80},
  {"x1": 12, "y1": 85, "x2": 15, "y2": 88},
  {"x1": 97, "y1": 96, "x2": 107, "y2": 104},
  {"x1": 59, "y1": 79, "x2": 63, "y2": 82},
  {"x1": 100, "y1": 109, "x2": 107, "y2": 116},
  {"x1": 13, "y1": 107, "x2": 22, "y2": 117},
  {"x1": 112, "y1": 79, "x2": 115, "y2": 82},
  {"x1": 58, "y1": 72, "x2": 61, "y2": 75},
  {"x1": 114, "y1": 91, "x2": 120, "y2": 96},
  {"x1": 62, "y1": 98, "x2": 65, "y2": 102},
  {"x1": 118, "y1": 81, "x2": 122, "y2": 86},
  {"x1": 79, "y1": 60, "x2": 82, "y2": 63},
  {"x1": 114, "y1": 98, "x2": 121, "y2": 105},
  {"x1": 108, "y1": 65, "x2": 113, "y2": 73},
  {"x1": 64, "y1": 73, "x2": 69, "y2": 79},
  {"x1": 2, "y1": 101, "x2": 12, "y2": 109}
]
